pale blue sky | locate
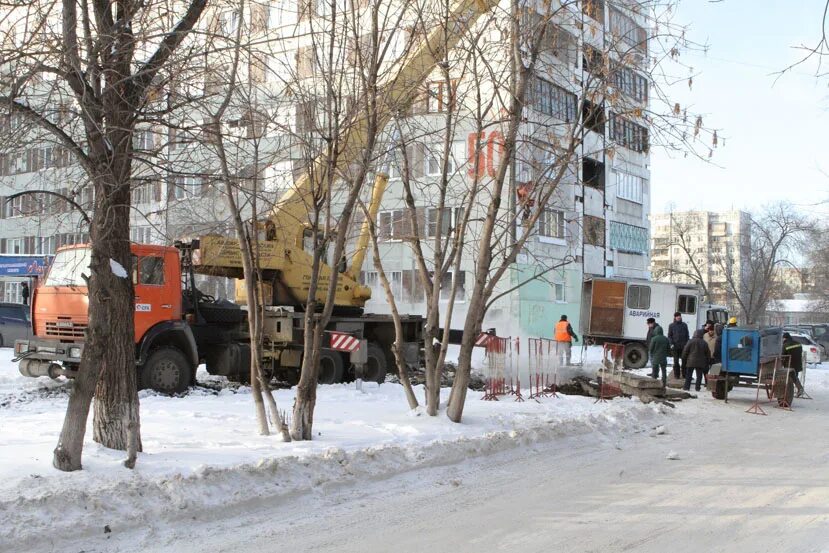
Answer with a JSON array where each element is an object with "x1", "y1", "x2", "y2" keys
[{"x1": 650, "y1": 0, "x2": 829, "y2": 217}]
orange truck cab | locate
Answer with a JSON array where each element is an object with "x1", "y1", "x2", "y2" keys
[{"x1": 15, "y1": 243, "x2": 250, "y2": 393}]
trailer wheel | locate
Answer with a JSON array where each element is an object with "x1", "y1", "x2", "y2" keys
[
  {"x1": 778, "y1": 378, "x2": 795, "y2": 407},
  {"x1": 318, "y1": 349, "x2": 345, "y2": 385},
  {"x1": 140, "y1": 347, "x2": 192, "y2": 395},
  {"x1": 623, "y1": 343, "x2": 648, "y2": 369},
  {"x1": 711, "y1": 379, "x2": 727, "y2": 400},
  {"x1": 362, "y1": 343, "x2": 388, "y2": 384}
]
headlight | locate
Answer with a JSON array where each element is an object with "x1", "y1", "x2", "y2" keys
[
  {"x1": 69, "y1": 347, "x2": 82, "y2": 359},
  {"x1": 14, "y1": 341, "x2": 29, "y2": 355}
]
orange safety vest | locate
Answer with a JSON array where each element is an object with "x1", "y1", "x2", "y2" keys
[{"x1": 555, "y1": 320, "x2": 572, "y2": 342}]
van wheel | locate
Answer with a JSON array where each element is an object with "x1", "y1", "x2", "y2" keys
[
  {"x1": 140, "y1": 347, "x2": 192, "y2": 395},
  {"x1": 362, "y1": 343, "x2": 388, "y2": 384},
  {"x1": 318, "y1": 349, "x2": 345, "y2": 385},
  {"x1": 623, "y1": 343, "x2": 648, "y2": 369}
]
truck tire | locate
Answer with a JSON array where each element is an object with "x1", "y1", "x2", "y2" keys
[
  {"x1": 623, "y1": 343, "x2": 648, "y2": 369},
  {"x1": 362, "y1": 343, "x2": 388, "y2": 384},
  {"x1": 318, "y1": 349, "x2": 344, "y2": 385},
  {"x1": 198, "y1": 303, "x2": 247, "y2": 324},
  {"x1": 140, "y1": 347, "x2": 193, "y2": 395}
]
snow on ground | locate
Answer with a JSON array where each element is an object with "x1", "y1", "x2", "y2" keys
[{"x1": 2, "y1": 345, "x2": 825, "y2": 551}]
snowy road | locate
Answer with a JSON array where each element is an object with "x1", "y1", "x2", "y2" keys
[{"x1": 76, "y1": 383, "x2": 829, "y2": 553}]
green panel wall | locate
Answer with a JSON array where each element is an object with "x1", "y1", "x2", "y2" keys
[{"x1": 512, "y1": 263, "x2": 583, "y2": 339}]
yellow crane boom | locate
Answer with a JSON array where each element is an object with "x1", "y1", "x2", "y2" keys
[{"x1": 194, "y1": 0, "x2": 499, "y2": 308}]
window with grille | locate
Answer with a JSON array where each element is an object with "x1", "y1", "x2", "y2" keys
[
  {"x1": 538, "y1": 209, "x2": 565, "y2": 239},
  {"x1": 532, "y1": 77, "x2": 577, "y2": 122},
  {"x1": 627, "y1": 285, "x2": 651, "y2": 310}
]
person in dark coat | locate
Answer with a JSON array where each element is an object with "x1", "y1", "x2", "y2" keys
[
  {"x1": 667, "y1": 312, "x2": 689, "y2": 379},
  {"x1": 649, "y1": 326, "x2": 670, "y2": 386},
  {"x1": 645, "y1": 317, "x2": 662, "y2": 348},
  {"x1": 782, "y1": 332, "x2": 805, "y2": 397},
  {"x1": 21, "y1": 282, "x2": 29, "y2": 306},
  {"x1": 682, "y1": 329, "x2": 710, "y2": 392}
]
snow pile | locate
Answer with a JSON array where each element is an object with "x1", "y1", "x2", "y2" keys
[{"x1": 0, "y1": 348, "x2": 665, "y2": 549}]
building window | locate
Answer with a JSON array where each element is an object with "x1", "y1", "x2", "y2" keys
[
  {"x1": 583, "y1": 158, "x2": 605, "y2": 190},
  {"x1": 609, "y1": 6, "x2": 647, "y2": 57},
  {"x1": 131, "y1": 226, "x2": 154, "y2": 244},
  {"x1": 390, "y1": 270, "x2": 403, "y2": 298},
  {"x1": 583, "y1": 100, "x2": 605, "y2": 134},
  {"x1": 610, "y1": 113, "x2": 648, "y2": 153},
  {"x1": 611, "y1": 64, "x2": 648, "y2": 103},
  {"x1": 677, "y1": 294, "x2": 697, "y2": 314},
  {"x1": 172, "y1": 176, "x2": 203, "y2": 199},
  {"x1": 627, "y1": 284, "x2": 651, "y2": 310},
  {"x1": 425, "y1": 151, "x2": 456, "y2": 176},
  {"x1": 615, "y1": 171, "x2": 646, "y2": 203},
  {"x1": 378, "y1": 210, "x2": 410, "y2": 240},
  {"x1": 426, "y1": 80, "x2": 456, "y2": 113},
  {"x1": 554, "y1": 281, "x2": 565, "y2": 302},
  {"x1": 532, "y1": 77, "x2": 577, "y2": 122},
  {"x1": 584, "y1": 215, "x2": 605, "y2": 247},
  {"x1": 425, "y1": 207, "x2": 463, "y2": 239},
  {"x1": 7, "y1": 237, "x2": 23, "y2": 254},
  {"x1": 538, "y1": 208, "x2": 565, "y2": 239},
  {"x1": 134, "y1": 130, "x2": 156, "y2": 150},
  {"x1": 583, "y1": 45, "x2": 604, "y2": 78}
]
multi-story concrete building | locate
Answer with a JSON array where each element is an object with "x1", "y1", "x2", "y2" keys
[
  {"x1": 1, "y1": 0, "x2": 654, "y2": 340},
  {"x1": 650, "y1": 210, "x2": 751, "y2": 311}
]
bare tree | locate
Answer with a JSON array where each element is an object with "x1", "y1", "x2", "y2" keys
[
  {"x1": 354, "y1": 0, "x2": 718, "y2": 422},
  {"x1": 0, "y1": 0, "x2": 209, "y2": 470},
  {"x1": 715, "y1": 203, "x2": 814, "y2": 325}
]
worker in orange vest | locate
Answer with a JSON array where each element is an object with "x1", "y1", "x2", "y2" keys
[{"x1": 554, "y1": 314, "x2": 579, "y2": 366}]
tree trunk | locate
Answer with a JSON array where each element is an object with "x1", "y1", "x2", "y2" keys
[
  {"x1": 54, "y1": 172, "x2": 140, "y2": 468},
  {"x1": 53, "y1": 358, "x2": 100, "y2": 471},
  {"x1": 90, "y1": 178, "x2": 142, "y2": 452},
  {"x1": 291, "y1": 323, "x2": 321, "y2": 440},
  {"x1": 446, "y1": 294, "x2": 486, "y2": 423}
]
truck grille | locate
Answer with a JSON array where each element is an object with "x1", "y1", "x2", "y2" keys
[{"x1": 45, "y1": 321, "x2": 87, "y2": 339}]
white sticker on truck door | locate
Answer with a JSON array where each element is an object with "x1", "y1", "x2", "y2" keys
[{"x1": 135, "y1": 303, "x2": 152, "y2": 312}]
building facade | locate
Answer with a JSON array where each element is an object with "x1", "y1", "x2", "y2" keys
[
  {"x1": 650, "y1": 210, "x2": 751, "y2": 311},
  {"x1": 1, "y1": 0, "x2": 654, "y2": 340}
]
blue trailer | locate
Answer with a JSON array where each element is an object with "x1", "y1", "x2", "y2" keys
[{"x1": 707, "y1": 327, "x2": 796, "y2": 405}]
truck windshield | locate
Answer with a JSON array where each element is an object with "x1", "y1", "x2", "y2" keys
[{"x1": 44, "y1": 248, "x2": 93, "y2": 287}]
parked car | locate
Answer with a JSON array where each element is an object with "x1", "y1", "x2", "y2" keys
[
  {"x1": 0, "y1": 302, "x2": 32, "y2": 348},
  {"x1": 787, "y1": 332, "x2": 822, "y2": 366},
  {"x1": 784, "y1": 325, "x2": 829, "y2": 361}
]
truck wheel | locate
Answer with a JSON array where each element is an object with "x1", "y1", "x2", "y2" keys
[
  {"x1": 318, "y1": 349, "x2": 344, "y2": 385},
  {"x1": 362, "y1": 343, "x2": 388, "y2": 384},
  {"x1": 140, "y1": 347, "x2": 193, "y2": 395},
  {"x1": 623, "y1": 343, "x2": 648, "y2": 369}
]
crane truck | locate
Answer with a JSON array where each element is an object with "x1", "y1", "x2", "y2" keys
[{"x1": 13, "y1": 0, "x2": 499, "y2": 393}]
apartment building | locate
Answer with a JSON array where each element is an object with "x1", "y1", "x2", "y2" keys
[
  {"x1": 650, "y1": 210, "x2": 751, "y2": 311},
  {"x1": 0, "y1": 0, "x2": 653, "y2": 339}
]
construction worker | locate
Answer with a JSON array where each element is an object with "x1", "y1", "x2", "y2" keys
[
  {"x1": 727, "y1": 317, "x2": 737, "y2": 328},
  {"x1": 782, "y1": 332, "x2": 806, "y2": 397},
  {"x1": 554, "y1": 315, "x2": 579, "y2": 366}
]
